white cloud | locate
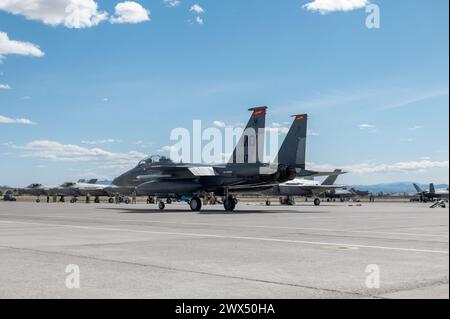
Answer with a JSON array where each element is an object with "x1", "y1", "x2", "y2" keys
[
  {"x1": 359, "y1": 123, "x2": 375, "y2": 130},
  {"x1": 0, "y1": 0, "x2": 108, "y2": 28},
  {"x1": 0, "y1": 115, "x2": 36, "y2": 125},
  {"x1": 400, "y1": 138, "x2": 414, "y2": 143},
  {"x1": 0, "y1": 31, "x2": 44, "y2": 62},
  {"x1": 190, "y1": 4, "x2": 205, "y2": 14},
  {"x1": 164, "y1": 0, "x2": 181, "y2": 7},
  {"x1": 133, "y1": 140, "x2": 152, "y2": 148},
  {"x1": 303, "y1": 0, "x2": 369, "y2": 14},
  {"x1": 110, "y1": 1, "x2": 150, "y2": 24},
  {"x1": 408, "y1": 125, "x2": 423, "y2": 131},
  {"x1": 13, "y1": 140, "x2": 146, "y2": 166},
  {"x1": 0, "y1": 83, "x2": 11, "y2": 89},
  {"x1": 195, "y1": 16, "x2": 204, "y2": 25},
  {"x1": 81, "y1": 139, "x2": 116, "y2": 145},
  {"x1": 102, "y1": 97, "x2": 109, "y2": 102},
  {"x1": 213, "y1": 120, "x2": 226, "y2": 128},
  {"x1": 308, "y1": 159, "x2": 449, "y2": 175}
]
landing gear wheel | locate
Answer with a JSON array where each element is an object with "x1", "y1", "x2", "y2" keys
[
  {"x1": 189, "y1": 197, "x2": 202, "y2": 211},
  {"x1": 224, "y1": 198, "x2": 236, "y2": 211},
  {"x1": 124, "y1": 198, "x2": 130, "y2": 204},
  {"x1": 94, "y1": 197, "x2": 100, "y2": 203},
  {"x1": 158, "y1": 201, "x2": 165, "y2": 210},
  {"x1": 266, "y1": 200, "x2": 271, "y2": 206},
  {"x1": 314, "y1": 198, "x2": 321, "y2": 206},
  {"x1": 108, "y1": 197, "x2": 114, "y2": 203},
  {"x1": 36, "y1": 199, "x2": 41, "y2": 203},
  {"x1": 167, "y1": 198, "x2": 172, "y2": 204}
]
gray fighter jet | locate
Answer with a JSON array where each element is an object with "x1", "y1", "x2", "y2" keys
[
  {"x1": 18, "y1": 179, "x2": 108, "y2": 203},
  {"x1": 113, "y1": 107, "x2": 310, "y2": 211},
  {"x1": 261, "y1": 169, "x2": 346, "y2": 206},
  {"x1": 413, "y1": 183, "x2": 449, "y2": 202},
  {"x1": 16, "y1": 183, "x2": 54, "y2": 202}
]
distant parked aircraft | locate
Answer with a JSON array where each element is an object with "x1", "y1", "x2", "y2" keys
[{"x1": 413, "y1": 183, "x2": 449, "y2": 202}]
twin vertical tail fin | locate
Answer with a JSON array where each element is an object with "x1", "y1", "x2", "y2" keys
[
  {"x1": 321, "y1": 169, "x2": 342, "y2": 186},
  {"x1": 275, "y1": 114, "x2": 308, "y2": 169},
  {"x1": 228, "y1": 106, "x2": 267, "y2": 166},
  {"x1": 413, "y1": 183, "x2": 423, "y2": 193},
  {"x1": 429, "y1": 183, "x2": 436, "y2": 194}
]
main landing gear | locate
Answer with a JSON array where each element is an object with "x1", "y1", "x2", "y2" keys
[
  {"x1": 189, "y1": 197, "x2": 202, "y2": 211},
  {"x1": 314, "y1": 198, "x2": 321, "y2": 206},
  {"x1": 223, "y1": 196, "x2": 236, "y2": 212}
]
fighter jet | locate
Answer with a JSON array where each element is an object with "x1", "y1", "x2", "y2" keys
[
  {"x1": 113, "y1": 107, "x2": 308, "y2": 211},
  {"x1": 51, "y1": 179, "x2": 115, "y2": 203},
  {"x1": 261, "y1": 169, "x2": 346, "y2": 206},
  {"x1": 323, "y1": 188, "x2": 361, "y2": 202},
  {"x1": 413, "y1": 183, "x2": 449, "y2": 202},
  {"x1": 16, "y1": 183, "x2": 55, "y2": 202}
]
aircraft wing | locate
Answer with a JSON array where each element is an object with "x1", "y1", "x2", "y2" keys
[
  {"x1": 297, "y1": 185, "x2": 347, "y2": 195},
  {"x1": 145, "y1": 165, "x2": 217, "y2": 178},
  {"x1": 228, "y1": 184, "x2": 278, "y2": 193}
]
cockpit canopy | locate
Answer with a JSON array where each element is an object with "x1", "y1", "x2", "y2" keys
[
  {"x1": 138, "y1": 155, "x2": 173, "y2": 167},
  {"x1": 27, "y1": 183, "x2": 42, "y2": 188},
  {"x1": 61, "y1": 182, "x2": 76, "y2": 187}
]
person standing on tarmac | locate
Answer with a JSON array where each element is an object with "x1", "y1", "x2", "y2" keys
[{"x1": 132, "y1": 190, "x2": 137, "y2": 204}]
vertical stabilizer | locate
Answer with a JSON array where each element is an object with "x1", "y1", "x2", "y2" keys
[
  {"x1": 228, "y1": 107, "x2": 267, "y2": 165},
  {"x1": 275, "y1": 114, "x2": 308, "y2": 169}
]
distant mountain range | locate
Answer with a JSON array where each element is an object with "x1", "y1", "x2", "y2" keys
[{"x1": 351, "y1": 182, "x2": 449, "y2": 194}]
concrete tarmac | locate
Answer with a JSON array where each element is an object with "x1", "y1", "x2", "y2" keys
[{"x1": 0, "y1": 201, "x2": 448, "y2": 298}]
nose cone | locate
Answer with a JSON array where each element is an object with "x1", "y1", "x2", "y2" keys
[
  {"x1": 112, "y1": 173, "x2": 128, "y2": 187},
  {"x1": 113, "y1": 166, "x2": 142, "y2": 187}
]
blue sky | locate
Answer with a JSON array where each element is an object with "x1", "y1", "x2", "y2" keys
[{"x1": 0, "y1": 0, "x2": 448, "y2": 186}]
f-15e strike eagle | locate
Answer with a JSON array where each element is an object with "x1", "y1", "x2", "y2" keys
[{"x1": 113, "y1": 107, "x2": 323, "y2": 211}]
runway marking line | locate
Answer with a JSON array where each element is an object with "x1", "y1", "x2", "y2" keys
[
  {"x1": 0, "y1": 220, "x2": 448, "y2": 255},
  {"x1": 0, "y1": 213, "x2": 447, "y2": 239}
]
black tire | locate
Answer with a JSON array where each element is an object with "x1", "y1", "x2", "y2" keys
[
  {"x1": 266, "y1": 200, "x2": 271, "y2": 206},
  {"x1": 124, "y1": 199, "x2": 130, "y2": 204},
  {"x1": 158, "y1": 201, "x2": 165, "y2": 210},
  {"x1": 224, "y1": 198, "x2": 235, "y2": 211},
  {"x1": 189, "y1": 197, "x2": 202, "y2": 211},
  {"x1": 314, "y1": 198, "x2": 321, "y2": 206},
  {"x1": 36, "y1": 199, "x2": 40, "y2": 203},
  {"x1": 167, "y1": 198, "x2": 172, "y2": 204},
  {"x1": 108, "y1": 198, "x2": 114, "y2": 203}
]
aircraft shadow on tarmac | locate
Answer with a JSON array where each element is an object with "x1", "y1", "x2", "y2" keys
[{"x1": 98, "y1": 207, "x2": 330, "y2": 215}]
